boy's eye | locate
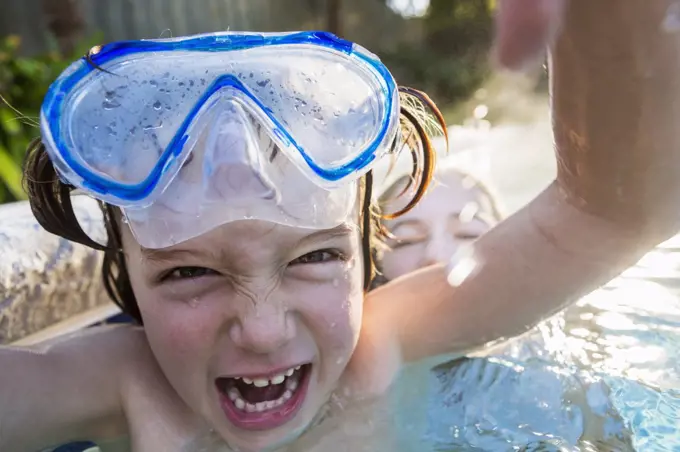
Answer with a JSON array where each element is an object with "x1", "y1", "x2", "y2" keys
[
  {"x1": 290, "y1": 249, "x2": 342, "y2": 265},
  {"x1": 164, "y1": 266, "x2": 216, "y2": 281}
]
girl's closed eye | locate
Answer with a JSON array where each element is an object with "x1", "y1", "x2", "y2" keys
[
  {"x1": 387, "y1": 221, "x2": 429, "y2": 250},
  {"x1": 389, "y1": 236, "x2": 428, "y2": 249},
  {"x1": 455, "y1": 231, "x2": 481, "y2": 241}
]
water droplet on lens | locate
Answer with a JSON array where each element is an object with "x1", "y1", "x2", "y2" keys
[
  {"x1": 256, "y1": 79, "x2": 270, "y2": 88},
  {"x1": 143, "y1": 120, "x2": 163, "y2": 131},
  {"x1": 102, "y1": 99, "x2": 121, "y2": 110},
  {"x1": 294, "y1": 97, "x2": 307, "y2": 108},
  {"x1": 106, "y1": 121, "x2": 117, "y2": 136},
  {"x1": 149, "y1": 80, "x2": 158, "y2": 87},
  {"x1": 153, "y1": 101, "x2": 162, "y2": 110}
]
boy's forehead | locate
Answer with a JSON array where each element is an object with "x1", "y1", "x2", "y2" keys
[
  {"x1": 136, "y1": 221, "x2": 360, "y2": 260},
  {"x1": 117, "y1": 174, "x2": 363, "y2": 252}
]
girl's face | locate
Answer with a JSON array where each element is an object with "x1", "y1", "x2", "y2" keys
[
  {"x1": 381, "y1": 172, "x2": 497, "y2": 281},
  {"x1": 122, "y1": 218, "x2": 364, "y2": 451}
]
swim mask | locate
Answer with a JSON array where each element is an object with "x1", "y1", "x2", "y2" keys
[{"x1": 40, "y1": 31, "x2": 400, "y2": 248}]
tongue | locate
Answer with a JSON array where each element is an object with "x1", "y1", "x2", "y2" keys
[{"x1": 236, "y1": 381, "x2": 286, "y2": 404}]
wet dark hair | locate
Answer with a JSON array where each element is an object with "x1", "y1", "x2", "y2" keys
[
  {"x1": 23, "y1": 85, "x2": 446, "y2": 324},
  {"x1": 379, "y1": 164, "x2": 504, "y2": 224}
]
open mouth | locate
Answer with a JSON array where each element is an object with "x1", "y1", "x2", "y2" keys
[{"x1": 216, "y1": 364, "x2": 311, "y2": 430}]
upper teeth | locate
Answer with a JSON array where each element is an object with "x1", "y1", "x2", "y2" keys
[{"x1": 238, "y1": 365, "x2": 300, "y2": 388}]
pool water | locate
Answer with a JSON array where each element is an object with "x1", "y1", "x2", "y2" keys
[{"x1": 390, "y1": 235, "x2": 680, "y2": 451}]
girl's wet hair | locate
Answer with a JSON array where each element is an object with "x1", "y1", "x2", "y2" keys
[
  {"x1": 379, "y1": 164, "x2": 504, "y2": 224},
  {"x1": 23, "y1": 85, "x2": 446, "y2": 324}
]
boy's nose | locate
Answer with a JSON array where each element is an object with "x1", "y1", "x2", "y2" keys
[{"x1": 230, "y1": 304, "x2": 296, "y2": 355}]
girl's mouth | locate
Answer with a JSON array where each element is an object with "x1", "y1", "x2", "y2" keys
[{"x1": 216, "y1": 364, "x2": 311, "y2": 430}]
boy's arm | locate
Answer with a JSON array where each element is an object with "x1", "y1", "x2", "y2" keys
[{"x1": 0, "y1": 326, "x2": 146, "y2": 451}]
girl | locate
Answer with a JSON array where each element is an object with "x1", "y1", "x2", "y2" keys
[{"x1": 377, "y1": 161, "x2": 502, "y2": 282}]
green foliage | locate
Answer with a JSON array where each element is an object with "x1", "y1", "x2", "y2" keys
[
  {"x1": 381, "y1": 0, "x2": 493, "y2": 108},
  {"x1": 0, "y1": 33, "x2": 101, "y2": 204},
  {"x1": 382, "y1": 44, "x2": 490, "y2": 108}
]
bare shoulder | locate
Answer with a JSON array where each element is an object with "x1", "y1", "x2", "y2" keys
[
  {"x1": 112, "y1": 329, "x2": 205, "y2": 450},
  {"x1": 342, "y1": 290, "x2": 405, "y2": 397},
  {"x1": 41, "y1": 325, "x2": 200, "y2": 450},
  {"x1": 48, "y1": 324, "x2": 156, "y2": 385}
]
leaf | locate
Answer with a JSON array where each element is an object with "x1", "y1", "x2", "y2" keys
[
  {"x1": 0, "y1": 107, "x2": 22, "y2": 135},
  {"x1": 0, "y1": 143, "x2": 25, "y2": 200}
]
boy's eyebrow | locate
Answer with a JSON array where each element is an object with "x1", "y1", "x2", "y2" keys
[
  {"x1": 296, "y1": 223, "x2": 356, "y2": 247},
  {"x1": 139, "y1": 224, "x2": 355, "y2": 263},
  {"x1": 140, "y1": 246, "x2": 209, "y2": 264}
]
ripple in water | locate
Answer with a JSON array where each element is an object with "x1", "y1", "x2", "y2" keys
[{"x1": 389, "y1": 242, "x2": 680, "y2": 450}]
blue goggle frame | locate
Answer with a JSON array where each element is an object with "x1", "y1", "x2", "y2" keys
[{"x1": 40, "y1": 31, "x2": 398, "y2": 203}]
